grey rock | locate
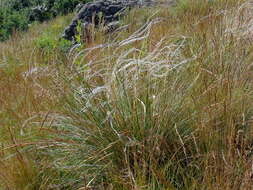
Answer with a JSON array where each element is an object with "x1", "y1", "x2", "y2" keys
[{"x1": 62, "y1": 0, "x2": 156, "y2": 42}]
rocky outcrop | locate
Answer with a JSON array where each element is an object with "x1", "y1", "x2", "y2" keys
[{"x1": 62, "y1": 0, "x2": 156, "y2": 42}]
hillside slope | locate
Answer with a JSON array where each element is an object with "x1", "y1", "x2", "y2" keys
[
  {"x1": 1, "y1": 0, "x2": 253, "y2": 189},
  {"x1": 0, "y1": 0, "x2": 91, "y2": 41}
]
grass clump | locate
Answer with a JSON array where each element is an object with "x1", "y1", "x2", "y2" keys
[{"x1": 1, "y1": 0, "x2": 253, "y2": 189}]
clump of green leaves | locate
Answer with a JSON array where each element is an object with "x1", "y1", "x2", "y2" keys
[
  {"x1": 0, "y1": 8, "x2": 29, "y2": 41},
  {"x1": 35, "y1": 31, "x2": 72, "y2": 55},
  {"x1": 58, "y1": 38, "x2": 72, "y2": 53},
  {"x1": 35, "y1": 33, "x2": 55, "y2": 51}
]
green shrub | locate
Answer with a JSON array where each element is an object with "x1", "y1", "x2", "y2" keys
[
  {"x1": 35, "y1": 22, "x2": 73, "y2": 54},
  {"x1": 35, "y1": 34, "x2": 55, "y2": 51},
  {"x1": 0, "y1": 8, "x2": 29, "y2": 41},
  {"x1": 57, "y1": 38, "x2": 72, "y2": 53}
]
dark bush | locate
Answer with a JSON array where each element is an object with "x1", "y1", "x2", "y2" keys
[
  {"x1": 29, "y1": 5, "x2": 52, "y2": 22},
  {"x1": 0, "y1": 8, "x2": 29, "y2": 41},
  {"x1": 52, "y1": 0, "x2": 81, "y2": 15},
  {"x1": 10, "y1": 0, "x2": 33, "y2": 10}
]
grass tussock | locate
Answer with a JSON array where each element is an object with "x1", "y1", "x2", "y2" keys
[{"x1": 1, "y1": 0, "x2": 253, "y2": 189}]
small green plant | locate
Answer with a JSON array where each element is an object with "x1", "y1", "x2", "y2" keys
[
  {"x1": 57, "y1": 38, "x2": 72, "y2": 53},
  {"x1": 76, "y1": 20, "x2": 82, "y2": 44},
  {"x1": 35, "y1": 33, "x2": 56, "y2": 51}
]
